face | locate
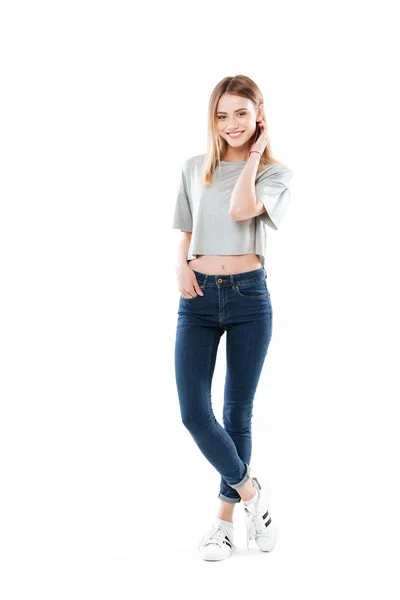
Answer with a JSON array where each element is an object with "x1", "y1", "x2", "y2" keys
[{"x1": 216, "y1": 93, "x2": 261, "y2": 150}]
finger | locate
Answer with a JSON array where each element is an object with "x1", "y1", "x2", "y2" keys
[{"x1": 194, "y1": 283, "x2": 204, "y2": 296}]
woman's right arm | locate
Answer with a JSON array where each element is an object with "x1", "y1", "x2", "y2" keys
[
  {"x1": 175, "y1": 232, "x2": 192, "y2": 271},
  {"x1": 175, "y1": 232, "x2": 203, "y2": 298}
]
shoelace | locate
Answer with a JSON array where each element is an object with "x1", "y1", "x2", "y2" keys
[
  {"x1": 245, "y1": 511, "x2": 255, "y2": 550},
  {"x1": 198, "y1": 524, "x2": 232, "y2": 551},
  {"x1": 244, "y1": 483, "x2": 273, "y2": 550}
]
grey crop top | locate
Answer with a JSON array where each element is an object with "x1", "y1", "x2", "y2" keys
[{"x1": 172, "y1": 153, "x2": 293, "y2": 268}]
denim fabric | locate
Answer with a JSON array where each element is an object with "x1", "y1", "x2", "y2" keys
[{"x1": 174, "y1": 266, "x2": 273, "y2": 503}]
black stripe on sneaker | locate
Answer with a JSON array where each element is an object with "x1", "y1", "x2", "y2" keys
[
  {"x1": 262, "y1": 510, "x2": 272, "y2": 528},
  {"x1": 224, "y1": 536, "x2": 232, "y2": 548}
]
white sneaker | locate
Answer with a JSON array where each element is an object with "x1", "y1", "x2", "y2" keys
[
  {"x1": 198, "y1": 519, "x2": 235, "y2": 561},
  {"x1": 243, "y1": 476, "x2": 278, "y2": 552}
]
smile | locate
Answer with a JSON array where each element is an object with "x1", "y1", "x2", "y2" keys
[{"x1": 228, "y1": 131, "x2": 244, "y2": 138}]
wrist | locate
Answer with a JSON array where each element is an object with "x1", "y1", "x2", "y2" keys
[
  {"x1": 176, "y1": 261, "x2": 190, "y2": 271},
  {"x1": 248, "y1": 150, "x2": 262, "y2": 160}
]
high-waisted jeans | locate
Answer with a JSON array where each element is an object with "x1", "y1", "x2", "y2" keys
[{"x1": 174, "y1": 266, "x2": 273, "y2": 504}]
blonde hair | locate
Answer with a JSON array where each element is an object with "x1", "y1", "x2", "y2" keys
[{"x1": 200, "y1": 74, "x2": 280, "y2": 187}]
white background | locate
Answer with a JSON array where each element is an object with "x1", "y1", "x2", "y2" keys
[{"x1": 1, "y1": 0, "x2": 399, "y2": 598}]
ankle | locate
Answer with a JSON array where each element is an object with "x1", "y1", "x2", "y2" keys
[
  {"x1": 217, "y1": 499, "x2": 236, "y2": 523},
  {"x1": 216, "y1": 514, "x2": 233, "y2": 523},
  {"x1": 238, "y1": 478, "x2": 256, "y2": 502},
  {"x1": 215, "y1": 517, "x2": 234, "y2": 527}
]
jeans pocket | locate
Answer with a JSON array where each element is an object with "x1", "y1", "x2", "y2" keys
[
  {"x1": 234, "y1": 279, "x2": 269, "y2": 299},
  {"x1": 180, "y1": 284, "x2": 205, "y2": 301}
]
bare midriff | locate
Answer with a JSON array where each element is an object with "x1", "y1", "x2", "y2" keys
[{"x1": 188, "y1": 254, "x2": 262, "y2": 275}]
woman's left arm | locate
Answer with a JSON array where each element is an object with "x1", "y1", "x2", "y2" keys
[
  {"x1": 229, "y1": 152, "x2": 261, "y2": 220},
  {"x1": 229, "y1": 119, "x2": 270, "y2": 220}
]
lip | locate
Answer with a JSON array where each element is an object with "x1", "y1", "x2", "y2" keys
[{"x1": 227, "y1": 131, "x2": 244, "y2": 138}]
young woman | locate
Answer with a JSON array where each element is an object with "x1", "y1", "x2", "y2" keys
[{"x1": 172, "y1": 75, "x2": 293, "y2": 561}]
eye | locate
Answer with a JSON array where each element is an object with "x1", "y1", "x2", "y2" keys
[{"x1": 217, "y1": 111, "x2": 247, "y2": 120}]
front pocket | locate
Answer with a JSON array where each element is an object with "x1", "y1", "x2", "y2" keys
[
  {"x1": 234, "y1": 279, "x2": 269, "y2": 299},
  {"x1": 180, "y1": 284, "x2": 205, "y2": 300}
]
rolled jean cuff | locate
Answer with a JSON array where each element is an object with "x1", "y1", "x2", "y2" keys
[
  {"x1": 218, "y1": 493, "x2": 241, "y2": 504},
  {"x1": 227, "y1": 463, "x2": 251, "y2": 490}
]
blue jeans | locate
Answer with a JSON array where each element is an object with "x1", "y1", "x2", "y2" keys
[{"x1": 174, "y1": 266, "x2": 273, "y2": 504}]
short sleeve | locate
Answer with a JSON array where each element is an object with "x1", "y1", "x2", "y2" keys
[
  {"x1": 255, "y1": 164, "x2": 293, "y2": 230},
  {"x1": 172, "y1": 160, "x2": 193, "y2": 232}
]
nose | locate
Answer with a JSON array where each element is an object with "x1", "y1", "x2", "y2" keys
[{"x1": 225, "y1": 117, "x2": 239, "y2": 128}]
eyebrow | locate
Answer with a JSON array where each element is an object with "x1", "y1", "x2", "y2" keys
[{"x1": 216, "y1": 108, "x2": 248, "y2": 114}]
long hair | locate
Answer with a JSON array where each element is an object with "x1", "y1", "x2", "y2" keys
[{"x1": 200, "y1": 74, "x2": 280, "y2": 187}]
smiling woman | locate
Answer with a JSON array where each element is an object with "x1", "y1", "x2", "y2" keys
[
  {"x1": 172, "y1": 76, "x2": 292, "y2": 275},
  {"x1": 172, "y1": 74, "x2": 293, "y2": 561}
]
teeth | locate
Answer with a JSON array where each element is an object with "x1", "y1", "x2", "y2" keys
[{"x1": 229, "y1": 131, "x2": 243, "y2": 137}]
